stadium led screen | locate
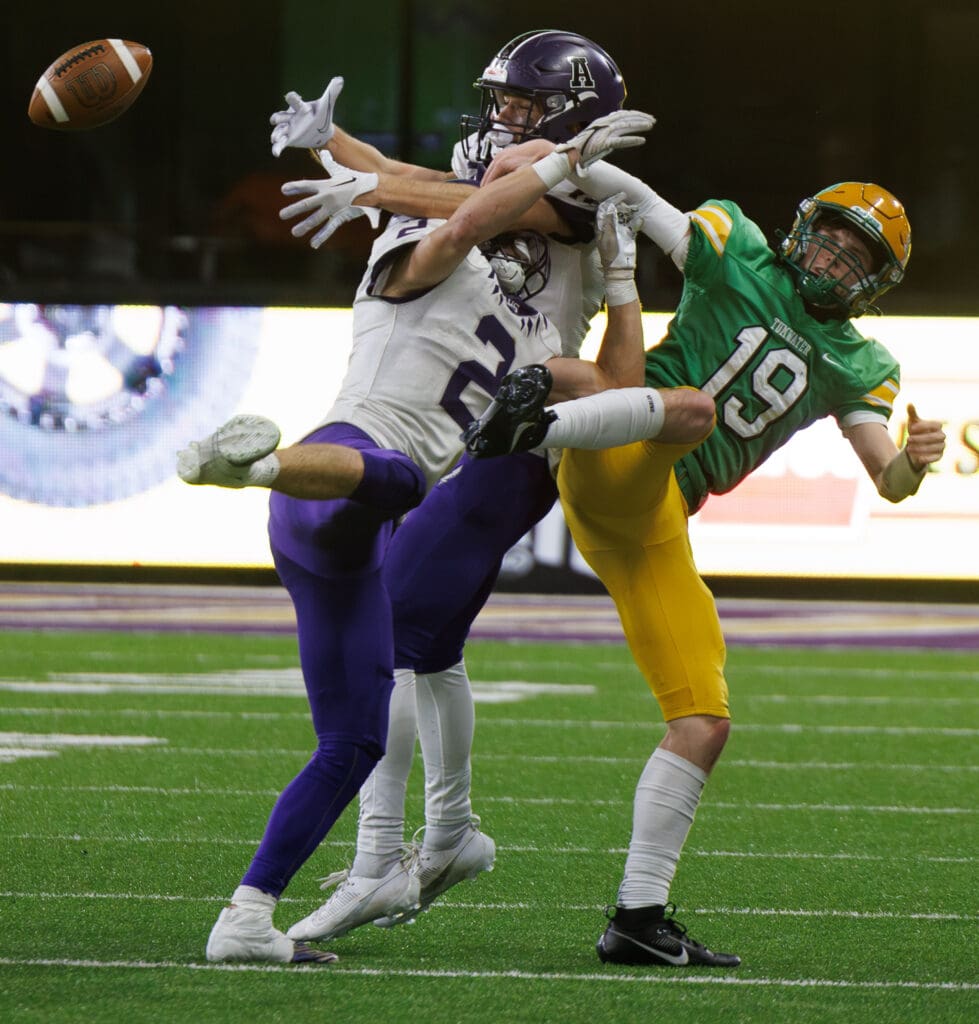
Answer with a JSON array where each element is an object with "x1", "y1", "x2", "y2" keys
[{"x1": 1, "y1": 303, "x2": 976, "y2": 581}]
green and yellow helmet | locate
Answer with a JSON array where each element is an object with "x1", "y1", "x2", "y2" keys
[{"x1": 779, "y1": 182, "x2": 911, "y2": 316}]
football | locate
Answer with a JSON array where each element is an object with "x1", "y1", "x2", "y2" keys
[{"x1": 28, "y1": 39, "x2": 153, "y2": 131}]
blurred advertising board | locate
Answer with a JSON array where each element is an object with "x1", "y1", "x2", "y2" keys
[{"x1": 1, "y1": 304, "x2": 975, "y2": 582}]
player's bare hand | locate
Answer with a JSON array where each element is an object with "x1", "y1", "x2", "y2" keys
[
  {"x1": 482, "y1": 139, "x2": 556, "y2": 186},
  {"x1": 905, "y1": 403, "x2": 946, "y2": 469}
]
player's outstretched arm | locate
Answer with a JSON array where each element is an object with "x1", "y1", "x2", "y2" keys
[
  {"x1": 567, "y1": 161, "x2": 692, "y2": 269},
  {"x1": 547, "y1": 194, "x2": 645, "y2": 401},
  {"x1": 846, "y1": 403, "x2": 946, "y2": 502},
  {"x1": 324, "y1": 126, "x2": 452, "y2": 182},
  {"x1": 384, "y1": 112, "x2": 655, "y2": 296}
]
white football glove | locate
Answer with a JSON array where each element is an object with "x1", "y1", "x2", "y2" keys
[
  {"x1": 270, "y1": 77, "x2": 344, "y2": 158},
  {"x1": 280, "y1": 151, "x2": 381, "y2": 249},
  {"x1": 595, "y1": 192, "x2": 643, "y2": 307},
  {"x1": 556, "y1": 110, "x2": 656, "y2": 171},
  {"x1": 596, "y1": 192, "x2": 643, "y2": 273}
]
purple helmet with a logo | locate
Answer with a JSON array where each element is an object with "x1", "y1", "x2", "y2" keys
[{"x1": 461, "y1": 30, "x2": 626, "y2": 163}]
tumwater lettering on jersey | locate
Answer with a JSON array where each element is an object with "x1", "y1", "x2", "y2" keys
[
  {"x1": 769, "y1": 316, "x2": 812, "y2": 358},
  {"x1": 647, "y1": 199, "x2": 901, "y2": 511}
]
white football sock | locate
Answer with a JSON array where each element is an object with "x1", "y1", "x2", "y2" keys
[
  {"x1": 231, "y1": 884, "x2": 276, "y2": 910},
  {"x1": 416, "y1": 661, "x2": 475, "y2": 851},
  {"x1": 617, "y1": 747, "x2": 707, "y2": 908},
  {"x1": 351, "y1": 668, "x2": 417, "y2": 877},
  {"x1": 544, "y1": 387, "x2": 665, "y2": 450}
]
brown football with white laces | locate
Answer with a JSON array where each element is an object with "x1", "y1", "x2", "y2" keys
[{"x1": 27, "y1": 39, "x2": 153, "y2": 131}]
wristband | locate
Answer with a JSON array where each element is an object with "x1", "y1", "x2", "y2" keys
[
  {"x1": 531, "y1": 151, "x2": 572, "y2": 190},
  {"x1": 604, "y1": 267, "x2": 638, "y2": 307},
  {"x1": 604, "y1": 278, "x2": 639, "y2": 306},
  {"x1": 879, "y1": 446, "x2": 926, "y2": 501}
]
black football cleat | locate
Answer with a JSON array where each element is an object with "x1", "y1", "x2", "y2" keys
[
  {"x1": 596, "y1": 904, "x2": 741, "y2": 968},
  {"x1": 461, "y1": 364, "x2": 556, "y2": 458}
]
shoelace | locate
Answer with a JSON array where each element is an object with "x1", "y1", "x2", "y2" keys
[
  {"x1": 605, "y1": 901, "x2": 697, "y2": 940},
  {"x1": 657, "y1": 905, "x2": 712, "y2": 952},
  {"x1": 316, "y1": 868, "x2": 350, "y2": 892},
  {"x1": 316, "y1": 838, "x2": 423, "y2": 892}
]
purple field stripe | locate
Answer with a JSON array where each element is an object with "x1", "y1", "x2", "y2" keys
[
  {"x1": 1, "y1": 583, "x2": 978, "y2": 650},
  {"x1": 0, "y1": 618, "x2": 296, "y2": 635}
]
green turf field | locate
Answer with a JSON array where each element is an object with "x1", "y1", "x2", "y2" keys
[{"x1": 1, "y1": 629, "x2": 977, "y2": 1023}]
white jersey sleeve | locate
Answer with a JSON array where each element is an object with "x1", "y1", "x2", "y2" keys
[
  {"x1": 451, "y1": 135, "x2": 482, "y2": 182},
  {"x1": 322, "y1": 215, "x2": 563, "y2": 489}
]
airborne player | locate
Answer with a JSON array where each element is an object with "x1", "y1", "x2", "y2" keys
[{"x1": 462, "y1": 177, "x2": 947, "y2": 965}]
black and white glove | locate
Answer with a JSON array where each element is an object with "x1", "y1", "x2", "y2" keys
[
  {"x1": 596, "y1": 193, "x2": 643, "y2": 306},
  {"x1": 556, "y1": 110, "x2": 656, "y2": 170},
  {"x1": 279, "y1": 151, "x2": 381, "y2": 249},
  {"x1": 270, "y1": 77, "x2": 344, "y2": 157}
]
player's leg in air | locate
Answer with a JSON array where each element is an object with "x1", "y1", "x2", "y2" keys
[{"x1": 463, "y1": 364, "x2": 716, "y2": 458}]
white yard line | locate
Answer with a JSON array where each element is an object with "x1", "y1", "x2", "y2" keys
[
  {"x1": 0, "y1": 955, "x2": 976, "y2": 991},
  {"x1": 1, "y1": 893, "x2": 976, "y2": 922}
]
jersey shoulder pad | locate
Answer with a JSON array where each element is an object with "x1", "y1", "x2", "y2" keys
[
  {"x1": 363, "y1": 216, "x2": 444, "y2": 296},
  {"x1": 686, "y1": 199, "x2": 773, "y2": 286},
  {"x1": 684, "y1": 197, "x2": 761, "y2": 256}
]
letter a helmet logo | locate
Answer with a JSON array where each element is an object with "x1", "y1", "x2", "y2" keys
[{"x1": 567, "y1": 56, "x2": 595, "y2": 91}]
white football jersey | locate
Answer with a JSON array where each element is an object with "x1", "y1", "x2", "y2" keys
[
  {"x1": 322, "y1": 214, "x2": 563, "y2": 489},
  {"x1": 452, "y1": 135, "x2": 603, "y2": 357}
]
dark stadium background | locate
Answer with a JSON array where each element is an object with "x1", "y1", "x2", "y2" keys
[{"x1": 2, "y1": 0, "x2": 976, "y2": 315}]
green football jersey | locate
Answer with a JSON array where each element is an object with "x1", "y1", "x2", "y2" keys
[{"x1": 645, "y1": 199, "x2": 901, "y2": 512}]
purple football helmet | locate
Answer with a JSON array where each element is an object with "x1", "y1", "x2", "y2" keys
[{"x1": 461, "y1": 30, "x2": 626, "y2": 165}]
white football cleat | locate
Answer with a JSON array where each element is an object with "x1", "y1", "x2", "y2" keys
[
  {"x1": 375, "y1": 819, "x2": 496, "y2": 927},
  {"x1": 206, "y1": 892, "x2": 337, "y2": 964},
  {"x1": 177, "y1": 414, "x2": 281, "y2": 488},
  {"x1": 286, "y1": 859, "x2": 420, "y2": 942}
]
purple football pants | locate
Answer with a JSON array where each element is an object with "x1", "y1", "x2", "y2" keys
[
  {"x1": 240, "y1": 423, "x2": 425, "y2": 897},
  {"x1": 386, "y1": 450, "x2": 558, "y2": 672}
]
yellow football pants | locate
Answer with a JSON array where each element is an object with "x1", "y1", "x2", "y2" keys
[{"x1": 558, "y1": 440, "x2": 729, "y2": 722}]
